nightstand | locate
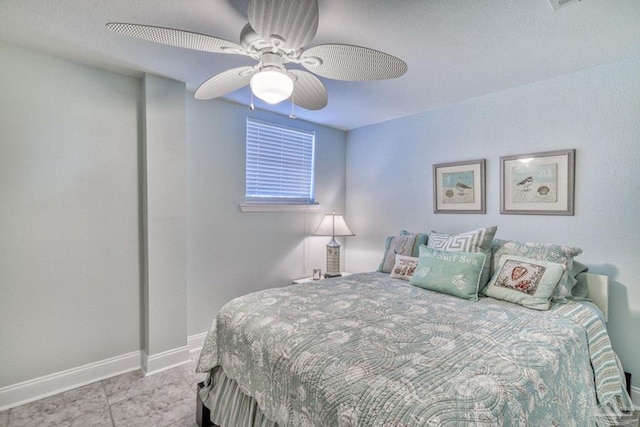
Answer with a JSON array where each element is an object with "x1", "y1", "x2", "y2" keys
[{"x1": 292, "y1": 272, "x2": 352, "y2": 284}]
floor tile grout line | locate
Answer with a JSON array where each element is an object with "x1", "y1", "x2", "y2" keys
[{"x1": 100, "y1": 379, "x2": 117, "y2": 427}]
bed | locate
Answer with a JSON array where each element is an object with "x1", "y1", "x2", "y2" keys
[{"x1": 195, "y1": 231, "x2": 634, "y2": 426}]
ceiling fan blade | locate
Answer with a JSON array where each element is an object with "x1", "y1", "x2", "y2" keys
[
  {"x1": 288, "y1": 70, "x2": 327, "y2": 110},
  {"x1": 247, "y1": 0, "x2": 318, "y2": 50},
  {"x1": 106, "y1": 23, "x2": 245, "y2": 54},
  {"x1": 195, "y1": 66, "x2": 256, "y2": 100},
  {"x1": 301, "y1": 44, "x2": 407, "y2": 81}
]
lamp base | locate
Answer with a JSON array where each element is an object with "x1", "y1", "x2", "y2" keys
[{"x1": 325, "y1": 244, "x2": 341, "y2": 278}]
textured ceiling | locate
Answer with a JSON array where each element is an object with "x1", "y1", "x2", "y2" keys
[{"x1": 1, "y1": 0, "x2": 639, "y2": 130}]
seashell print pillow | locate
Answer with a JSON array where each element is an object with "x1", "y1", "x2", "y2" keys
[
  {"x1": 482, "y1": 254, "x2": 566, "y2": 310},
  {"x1": 490, "y1": 239, "x2": 582, "y2": 303},
  {"x1": 390, "y1": 255, "x2": 419, "y2": 281}
]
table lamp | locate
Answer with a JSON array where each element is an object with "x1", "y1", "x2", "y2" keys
[{"x1": 312, "y1": 213, "x2": 355, "y2": 277}]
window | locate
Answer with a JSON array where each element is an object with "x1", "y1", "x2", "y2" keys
[{"x1": 244, "y1": 118, "x2": 316, "y2": 208}]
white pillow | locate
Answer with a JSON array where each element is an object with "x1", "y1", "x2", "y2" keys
[{"x1": 389, "y1": 255, "x2": 419, "y2": 281}]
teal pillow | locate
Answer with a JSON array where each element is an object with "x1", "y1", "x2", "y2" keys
[
  {"x1": 410, "y1": 245, "x2": 486, "y2": 301},
  {"x1": 482, "y1": 254, "x2": 566, "y2": 311},
  {"x1": 377, "y1": 231, "x2": 428, "y2": 273},
  {"x1": 427, "y1": 226, "x2": 497, "y2": 289}
]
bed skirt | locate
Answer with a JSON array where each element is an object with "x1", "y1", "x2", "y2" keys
[{"x1": 198, "y1": 366, "x2": 279, "y2": 427}]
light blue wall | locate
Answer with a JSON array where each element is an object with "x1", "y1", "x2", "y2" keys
[
  {"x1": 0, "y1": 42, "x2": 141, "y2": 387},
  {"x1": 346, "y1": 59, "x2": 640, "y2": 391}
]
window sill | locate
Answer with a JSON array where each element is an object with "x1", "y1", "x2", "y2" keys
[{"x1": 239, "y1": 203, "x2": 320, "y2": 213}]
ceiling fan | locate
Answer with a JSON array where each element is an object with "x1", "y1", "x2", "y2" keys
[{"x1": 106, "y1": 0, "x2": 407, "y2": 111}]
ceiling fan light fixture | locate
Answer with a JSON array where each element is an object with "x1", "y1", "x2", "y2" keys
[
  {"x1": 250, "y1": 69, "x2": 294, "y2": 104},
  {"x1": 107, "y1": 0, "x2": 407, "y2": 110}
]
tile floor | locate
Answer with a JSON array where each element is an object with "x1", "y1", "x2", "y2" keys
[{"x1": 0, "y1": 355, "x2": 206, "y2": 427}]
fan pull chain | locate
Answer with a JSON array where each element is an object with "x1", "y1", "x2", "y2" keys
[
  {"x1": 249, "y1": 91, "x2": 255, "y2": 110},
  {"x1": 289, "y1": 90, "x2": 296, "y2": 120}
]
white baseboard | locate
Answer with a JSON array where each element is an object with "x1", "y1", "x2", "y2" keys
[
  {"x1": 188, "y1": 331, "x2": 207, "y2": 356},
  {"x1": 141, "y1": 345, "x2": 191, "y2": 376},
  {"x1": 0, "y1": 334, "x2": 209, "y2": 412},
  {"x1": 0, "y1": 351, "x2": 141, "y2": 412}
]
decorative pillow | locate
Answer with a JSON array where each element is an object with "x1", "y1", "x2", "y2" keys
[
  {"x1": 482, "y1": 254, "x2": 566, "y2": 311},
  {"x1": 490, "y1": 239, "x2": 582, "y2": 303},
  {"x1": 427, "y1": 226, "x2": 497, "y2": 289},
  {"x1": 377, "y1": 231, "x2": 428, "y2": 273},
  {"x1": 390, "y1": 255, "x2": 419, "y2": 281},
  {"x1": 567, "y1": 261, "x2": 589, "y2": 300},
  {"x1": 410, "y1": 245, "x2": 486, "y2": 301}
]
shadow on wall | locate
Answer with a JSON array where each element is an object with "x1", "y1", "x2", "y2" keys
[{"x1": 590, "y1": 263, "x2": 638, "y2": 391}]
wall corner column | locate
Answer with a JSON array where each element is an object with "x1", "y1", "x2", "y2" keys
[{"x1": 141, "y1": 74, "x2": 189, "y2": 374}]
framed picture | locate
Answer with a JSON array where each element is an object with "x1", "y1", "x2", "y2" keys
[
  {"x1": 500, "y1": 149, "x2": 575, "y2": 215},
  {"x1": 433, "y1": 159, "x2": 486, "y2": 214}
]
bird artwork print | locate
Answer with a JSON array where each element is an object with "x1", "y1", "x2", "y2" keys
[
  {"x1": 456, "y1": 182, "x2": 472, "y2": 195},
  {"x1": 517, "y1": 176, "x2": 533, "y2": 191}
]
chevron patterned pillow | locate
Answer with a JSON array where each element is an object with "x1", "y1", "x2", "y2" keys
[{"x1": 427, "y1": 226, "x2": 497, "y2": 288}]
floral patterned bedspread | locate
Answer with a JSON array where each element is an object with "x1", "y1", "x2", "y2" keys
[{"x1": 197, "y1": 272, "x2": 632, "y2": 426}]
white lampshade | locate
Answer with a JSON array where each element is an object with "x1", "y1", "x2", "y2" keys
[
  {"x1": 312, "y1": 214, "x2": 355, "y2": 238},
  {"x1": 312, "y1": 213, "x2": 354, "y2": 278},
  {"x1": 250, "y1": 69, "x2": 294, "y2": 104}
]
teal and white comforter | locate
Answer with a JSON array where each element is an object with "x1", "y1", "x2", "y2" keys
[{"x1": 197, "y1": 272, "x2": 632, "y2": 426}]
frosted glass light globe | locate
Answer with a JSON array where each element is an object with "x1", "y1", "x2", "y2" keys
[{"x1": 250, "y1": 70, "x2": 294, "y2": 104}]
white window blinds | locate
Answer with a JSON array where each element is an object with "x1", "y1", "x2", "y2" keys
[{"x1": 246, "y1": 118, "x2": 316, "y2": 204}]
